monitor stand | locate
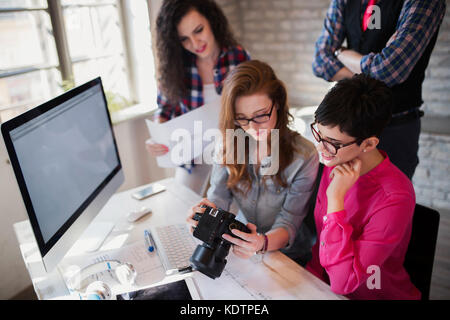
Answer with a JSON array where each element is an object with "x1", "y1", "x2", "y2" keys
[{"x1": 80, "y1": 222, "x2": 115, "y2": 253}]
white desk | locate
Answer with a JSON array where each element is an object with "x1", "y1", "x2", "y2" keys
[{"x1": 14, "y1": 178, "x2": 345, "y2": 300}]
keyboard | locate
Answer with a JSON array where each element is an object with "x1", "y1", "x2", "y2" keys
[{"x1": 152, "y1": 224, "x2": 198, "y2": 274}]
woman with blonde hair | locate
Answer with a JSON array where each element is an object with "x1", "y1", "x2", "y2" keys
[{"x1": 187, "y1": 60, "x2": 318, "y2": 265}]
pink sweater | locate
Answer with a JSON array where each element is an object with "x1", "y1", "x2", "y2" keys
[{"x1": 306, "y1": 152, "x2": 421, "y2": 300}]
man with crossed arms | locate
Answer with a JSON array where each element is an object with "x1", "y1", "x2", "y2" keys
[{"x1": 313, "y1": 0, "x2": 446, "y2": 179}]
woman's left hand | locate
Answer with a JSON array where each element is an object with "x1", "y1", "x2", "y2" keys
[
  {"x1": 222, "y1": 223, "x2": 265, "y2": 259},
  {"x1": 326, "y1": 158, "x2": 362, "y2": 213}
]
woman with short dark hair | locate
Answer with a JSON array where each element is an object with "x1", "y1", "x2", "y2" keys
[{"x1": 306, "y1": 74, "x2": 421, "y2": 300}]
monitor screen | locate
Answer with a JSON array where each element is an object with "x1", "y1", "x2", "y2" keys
[{"x1": 2, "y1": 77, "x2": 123, "y2": 270}]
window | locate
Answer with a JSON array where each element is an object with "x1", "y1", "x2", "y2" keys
[
  {"x1": 0, "y1": 0, "x2": 157, "y2": 123},
  {"x1": 63, "y1": 0, "x2": 131, "y2": 101},
  {"x1": 0, "y1": 1, "x2": 60, "y2": 122}
]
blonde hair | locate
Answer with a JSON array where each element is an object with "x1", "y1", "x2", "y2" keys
[{"x1": 219, "y1": 60, "x2": 300, "y2": 194}]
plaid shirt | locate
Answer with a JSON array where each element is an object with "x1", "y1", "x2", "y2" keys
[
  {"x1": 312, "y1": 0, "x2": 446, "y2": 87},
  {"x1": 156, "y1": 46, "x2": 251, "y2": 121}
]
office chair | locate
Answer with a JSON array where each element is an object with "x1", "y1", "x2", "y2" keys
[
  {"x1": 303, "y1": 163, "x2": 324, "y2": 244},
  {"x1": 286, "y1": 163, "x2": 322, "y2": 267},
  {"x1": 404, "y1": 204, "x2": 440, "y2": 300}
]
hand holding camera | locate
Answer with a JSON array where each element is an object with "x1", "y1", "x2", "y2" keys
[
  {"x1": 186, "y1": 198, "x2": 217, "y2": 232},
  {"x1": 187, "y1": 199, "x2": 265, "y2": 259},
  {"x1": 222, "y1": 223, "x2": 266, "y2": 260},
  {"x1": 187, "y1": 201, "x2": 257, "y2": 279}
]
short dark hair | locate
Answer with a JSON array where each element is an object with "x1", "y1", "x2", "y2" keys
[{"x1": 314, "y1": 74, "x2": 393, "y2": 143}]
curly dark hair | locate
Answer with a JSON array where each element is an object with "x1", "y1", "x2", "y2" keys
[{"x1": 156, "y1": 0, "x2": 239, "y2": 105}]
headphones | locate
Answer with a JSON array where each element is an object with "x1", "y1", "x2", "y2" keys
[{"x1": 66, "y1": 260, "x2": 137, "y2": 300}]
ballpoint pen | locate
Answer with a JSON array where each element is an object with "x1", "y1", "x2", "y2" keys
[{"x1": 144, "y1": 229, "x2": 156, "y2": 253}]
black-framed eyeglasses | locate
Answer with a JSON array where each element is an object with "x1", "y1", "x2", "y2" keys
[
  {"x1": 310, "y1": 123, "x2": 360, "y2": 155},
  {"x1": 234, "y1": 102, "x2": 275, "y2": 127}
]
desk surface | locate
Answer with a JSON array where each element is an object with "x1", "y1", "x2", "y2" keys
[{"x1": 14, "y1": 178, "x2": 345, "y2": 300}]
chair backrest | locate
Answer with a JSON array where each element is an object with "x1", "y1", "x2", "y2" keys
[
  {"x1": 404, "y1": 204, "x2": 440, "y2": 300},
  {"x1": 303, "y1": 163, "x2": 324, "y2": 245}
]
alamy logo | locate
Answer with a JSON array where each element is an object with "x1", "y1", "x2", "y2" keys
[
  {"x1": 366, "y1": 265, "x2": 381, "y2": 290},
  {"x1": 168, "y1": 121, "x2": 280, "y2": 175},
  {"x1": 366, "y1": 5, "x2": 381, "y2": 30}
]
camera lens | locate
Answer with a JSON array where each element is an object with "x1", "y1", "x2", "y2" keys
[{"x1": 190, "y1": 244, "x2": 228, "y2": 279}]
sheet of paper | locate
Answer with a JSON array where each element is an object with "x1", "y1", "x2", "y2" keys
[
  {"x1": 57, "y1": 240, "x2": 166, "y2": 296},
  {"x1": 193, "y1": 253, "x2": 302, "y2": 300},
  {"x1": 146, "y1": 98, "x2": 221, "y2": 168},
  {"x1": 193, "y1": 251, "x2": 346, "y2": 300}
]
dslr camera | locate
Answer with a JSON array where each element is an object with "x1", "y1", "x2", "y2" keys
[{"x1": 190, "y1": 206, "x2": 250, "y2": 279}]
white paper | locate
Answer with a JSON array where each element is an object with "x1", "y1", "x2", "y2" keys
[
  {"x1": 57, "y1": 240, "x2": 166, "y2": 296},
  {"x1": 193, "y1": 251, "x2": 346, "y2": 300},
  {"x1": 146, "y1": 99, "x2": 221, "y2": 168},
  {"x1": 193, "y1": 253, "x2": 299, "y2": 300}
]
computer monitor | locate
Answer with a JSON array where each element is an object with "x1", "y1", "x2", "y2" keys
[{"x1": 1, "y1": 77, "x2": 124, "y2": 272}]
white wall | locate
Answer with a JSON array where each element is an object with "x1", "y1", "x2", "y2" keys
[
  {"x1": 113, "y1": 114, "x2": 174, "y2": 192},
  {"x1": 0, "y1": 138, "x2": 31, "y2": 299}
]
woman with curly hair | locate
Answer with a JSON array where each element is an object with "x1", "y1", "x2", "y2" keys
[{"x1": 146, "y1": 0, "x2": 250, "y2": 196}]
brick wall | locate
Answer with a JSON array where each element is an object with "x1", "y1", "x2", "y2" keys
[
  {"x1": 414, "y1": 133, "x2": 450, "y2": 209},
  {"x1": 422, "y1": 1, "x2": 450, "y2": 117},
  {"x1": 414, "y1": 2, "x2": 450, "y2": 212},
  {"x1": 238, "y1": 0, "x2": 331, "y2": 107},
  {"x1": 216, "y1": 0, "x2": 242, "y2": 41}
]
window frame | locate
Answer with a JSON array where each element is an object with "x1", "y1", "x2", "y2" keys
[{"x1": 0, "y1": 0, "x2": 144, "y2": 117}]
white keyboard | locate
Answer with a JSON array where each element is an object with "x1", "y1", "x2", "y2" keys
[{"x1": 152, "y1": 224, "x2": 198, "y2": 274}]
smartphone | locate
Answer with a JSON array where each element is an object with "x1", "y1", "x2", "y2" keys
[{"x1": 131, "y1": 183, "x2": 166, "y2": 200}]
